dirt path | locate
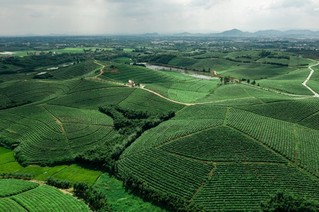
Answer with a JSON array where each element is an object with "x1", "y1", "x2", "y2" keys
[
  {"x1": 42, "y1": 105, "x2": 66, "y2": 134},
  {"x1": 93, "y1": 60, "x2": 105, "y2": 78},
  {"x1": 92, "y1": 60, "x2": 319, "y2": 107},
  {"x1": 141, "y1": 87, "x2": 195, "y2": 106},
  {"x1": 29, "y1": 179, "x2": 74, "y2": 195},
  {"x1": 302, "y1": 62, "x2": 319, "y2": 97}
]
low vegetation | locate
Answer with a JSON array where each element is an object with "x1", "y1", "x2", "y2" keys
[{"x1": 0, "y1": 36, "x2": 319, "y2": 211}]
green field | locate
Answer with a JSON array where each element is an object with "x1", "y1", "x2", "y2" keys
[
  {"x1": 94, "y1": 174, "x2": 165, "y2": 212},
  {"x1": 11, "y1": 47, "x2": 114, "y2": 57},
  {"x1": 1, "y1": 39, "x2": 319, "y2": 211},
  {"x1": 0, "y1": 147, "x2": 164, "y2": 211},
  {"x1": 0, "y1": 179, "x2": 89, "y2": 211}
]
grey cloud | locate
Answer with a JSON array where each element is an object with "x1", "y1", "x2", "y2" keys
[
  {"x1": 267, "y1": 0, "x2": 312, "y2": 9},
  {"x1": 0, "y1": 0, "x2": 318, "y2": 35}
]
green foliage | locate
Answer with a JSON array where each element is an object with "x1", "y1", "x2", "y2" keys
[
  {"x1": 93, "y1": 174, "x2": 165, "y2": 212},
  {"x1": 193, "y1": 164, "x2": 319, "y2": 211},
  {"x1": 161, "y1": 127, "x2": 285, "y2": 162},
  {"x1": 148, "y1": 54, "x2": 177, "y2": 64},
  {"x1": 2, "y1": 53, "x2": 82, "y2": 73},
  {"x1": 0, "y1": 198, "x2": 26, "y2": 211},
  {"x1": 52, "y1": 60, "x2": 100, "y2": 79},
  {"x1": 47, "y1": 177, "x2": 71, "y2": 189},
  {"x1": 0, "y1": 80, "x2": 70, "y2": 110},
  {"x1": 0, "y1": 104, "x2": 118, "y2": 166},
  {"x1": 0, "y1": 179, "x2": 38, "y2": 197},
  {"x1": 260, "y1": 50, "x2": 272, "y2": 58},
  {"x1": 261, "y1": 192, "x2": 319, "y2": 212},
  {"x1": 227, "y1": 108, "x2": 319, "y2": 177},
  {"x1": 0, "y1": 173, "x2": 32, "y2": 180},
  {"x1": 239, "y1": 98, "x2": 319, "y2": 127},
  {"x1": 11, "y1": 185, "x2": 89, "y2": 211},
  {"x1": 49, "y1": 164, "x2": 102, "y2": 185},
  {"x1": 1, "y1": 39, "x2": 319, "y2": 212},
  {"x1": 99, "y1": 105, "x2": 174, "y2": 135},
  {"x1": 118, "y1": 149, "x2": 212, "y2": 201},
  {"x1": 74, "y1": 182, "x2": 111, "y2": 211},
  {"x1": 77, "y1": 106, "x2": 174, "y2": 172},
  {"x1": 123, "y1": 175, "x2": 204, "y2": 212}
]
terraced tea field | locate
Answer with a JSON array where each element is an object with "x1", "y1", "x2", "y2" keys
[
  {"x1": 1, "y1": 44, "x2": 319, "y2": 211},
  {"x1": 0, "y1": 179, "x2": 89, "y2": 211}
]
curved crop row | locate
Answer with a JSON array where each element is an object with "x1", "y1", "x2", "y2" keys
[
  {"x1": 193, "y1": 164, "x2": 319, "y2": 211},
  {"x1": 122, "y1": 119, "x2": 223, "y2": 157},
  {"x1": 11, "y1": 185, "x2": 89, "y2": 211},
  {"x1": 118, "y1": 149, "x2": 212, "y2": 200},
  {"x1": 161, "y1": 127, "x2": 285, "y2": 163}
]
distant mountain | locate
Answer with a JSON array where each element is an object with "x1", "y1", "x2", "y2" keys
[
  {"x1": 143, "y1": 29, "x2": 319, "y2": 39},
  {"x1": 216, "y1": 29, "x2": 250, "y2": 37},
  {"x1": 205, "y1": 29, "x2": 319, "y2": 39},
  {"x1": 173, "y1": 32, "x2": 207, "y2": 37}
]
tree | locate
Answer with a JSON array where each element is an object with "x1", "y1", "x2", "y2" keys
[
  {"x1": 261, "y1": 192, "x2": 319, "y2": 212},
  {"x1": 260, "y1": 50, "x2": 271, "y2": 58}
]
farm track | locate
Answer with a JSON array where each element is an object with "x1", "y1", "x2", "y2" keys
[
  {"x1": 42, "y1": 105, "x2": 66, "y2": 135},
  {"x1": 92, "y1": 61, "x2": 319, "y2": 106},
  {"x1": 302, "y1": 62, "x2": 319, "y2": 97},
  {"x1": 93, "y1": 60, "x2": 105, "y2": 78},
  {"x1": 189, "y1": 166, "x2": 215, "y2": 204}
]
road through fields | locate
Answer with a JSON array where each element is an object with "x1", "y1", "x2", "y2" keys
[{"x1": 302, "y1": 62, "x2": 319, "y2": 97}]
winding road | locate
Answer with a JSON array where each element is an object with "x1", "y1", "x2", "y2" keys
[
  {"x1": 92, "y1": 60, "x2": 319, "y2": 106},
  {"x1": 302, "y1": 62, "x2": 319, "y2": 97}
]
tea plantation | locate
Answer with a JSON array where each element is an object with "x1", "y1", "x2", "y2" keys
[{"x1": 1, "y1": 45, "x2": 319, "y2": 211}]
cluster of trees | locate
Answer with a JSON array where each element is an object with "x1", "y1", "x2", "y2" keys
[
  {"x1": 262, "y1": 61, "x2": 289, "y2": 67},
  {"x1": 225, "y1": 57, "x2": 252, "y2": 63},
  {"x1": 0, "y1": 172, "x2": 32, "y2": 180},
  {"x1": 99, "y1": 105, "x2": 174, "y2": 135},
  {"x1": 268, "y1": 55, "x2": 290, "y2": 60},
  {"x1": 147, "y1": 54, "x2": 177, "y2": 64},
  {"x1": 236, "y1": 55, "x2": 253, "y2": 59},
  {"x1": 0, "y1": 135, "x2": 19, "y2": 149},
  {"x1": 241, "y1": 78, "x2": 259, "y2": 86},
  {"x1": 47, "y1": 178, "x2": 71, "y2": 189},
  {"x1": 33, "y1": 72, "x2": 53, "y2": 79},
  {"x1": 261, "y1": 192, "x2": 319, "y2": 212},
  {"x1": 74, "y1": 182, "x2": 111, "y2": 211},
  {"x1": 75, "y1": 136, "x2": 122, "y2": 173},
  {"x1": 122, "y1": 175, "x2": 204, "y2": 212},
  {"x1": 76, "y1": 106, "x2": 175, "y2": 173},
  {"x1": 260, "y1": 50, "x2": 272, "y2": 58}
]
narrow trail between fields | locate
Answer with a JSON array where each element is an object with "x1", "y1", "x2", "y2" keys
[
  {"x1": 42, "y1": 106, "x2": 66, "y2": 134},
  {"x1": 92, "y1": 61, "x2": 319, "y2": 106},
  {"x1": 302, "y1": 62, "x2": 319, "y2": 97},
  {"x1": 93, "y1": 60, "x2": 105, "y2": 78},
  {"x1": 30, "y1": 179, "x2": 74, "y2": 195},
  {"x1": 141, "y1": 87, "x2": 195, "y2": 106}
]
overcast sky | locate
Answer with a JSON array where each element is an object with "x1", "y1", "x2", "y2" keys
[{"x1": 0, "y1": 0, "x2": 319, "y2": 35}]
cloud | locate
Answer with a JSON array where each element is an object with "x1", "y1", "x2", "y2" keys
[{"x1": 0, "y1": 0, "x2": 318, "y2": 35}]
